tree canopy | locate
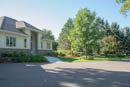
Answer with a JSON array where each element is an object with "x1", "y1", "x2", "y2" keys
[
  {"x1": 116, "y1": 0, "x2": 130, "y2": 15},
  {"x1": 58, "y1": 8, "x2": 130, "y2": 57},
  {"x1": 42, "y1": 29, "x2": 55, "y2": 40}
]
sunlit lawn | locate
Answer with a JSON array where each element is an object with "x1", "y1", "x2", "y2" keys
[{"x1": 58, "y1": 56, "x2": 130, "y2": 62}]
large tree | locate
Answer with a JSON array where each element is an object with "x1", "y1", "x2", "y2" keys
[
  {"x1": 42, "y1": 29, "x2": 58, "y2": 50},
  {"x1": 72, "y1": 8, "x2": 100, "y2": 56},
  {"x1": 121, "y1": 27, "x2": 130, "y2": 55},
  {"x1": 58, "y1": 18, "x2": 74, "y2": 51},
  {"x1": 101, "y1": 35, "x2": 121, "y2": 56},
  {"x1": 42, "y1": 29, "x2": 55, "y2": 40}
]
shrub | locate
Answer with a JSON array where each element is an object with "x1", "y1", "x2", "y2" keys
[
  {"x1": 58, "y1": 52, "x2": 65, "y2": 56},
  {"x1": 51, "y1": 51, "x2": 58, "y2": 57},
  {"x1": 12, "y1": 51, "x2": 20, "y2": 57},
  {"x1": 19, "y1": 52, "x2": 26, "y2": 57},
  {"x1": 80, "y1": 56, "x2": 94, "y2": 60},
  {"x1": 47, "y1": 51, "x2": 58, "y2": 57},
  {"x1": 12, "y1": 55, "x2": 48, "y2": 63},
  {"x1": 1, "y1": 52, "x2": 13, "y2": 57}
]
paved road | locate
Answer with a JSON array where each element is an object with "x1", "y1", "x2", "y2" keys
[
  {"x1": 45, "y1": 56, "x2": 63, "y2": 63},
  {"x1": 0, "y1": 61, "x2": 130, "y2": 87}
]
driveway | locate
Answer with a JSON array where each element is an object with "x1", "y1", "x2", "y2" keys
[{"x1": 0, "y1": 61, "x2": 130, "y2": 87}]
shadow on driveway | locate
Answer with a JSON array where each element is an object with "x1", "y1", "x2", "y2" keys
[{"x1": 0, "y1": 63, "x2": 130, "y2": 87}]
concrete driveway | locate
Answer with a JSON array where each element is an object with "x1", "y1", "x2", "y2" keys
[{"x1": 0, "y1": 61, "x2": 130, "y2": 87}]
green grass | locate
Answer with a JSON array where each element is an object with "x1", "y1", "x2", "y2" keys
[{"x1": 58, "y1": 56, "x2": 130, "y2": 62}]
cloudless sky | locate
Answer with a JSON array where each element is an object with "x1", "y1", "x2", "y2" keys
[{"x1": 0, "y1": 0, "x2": 130, "y2": 39}]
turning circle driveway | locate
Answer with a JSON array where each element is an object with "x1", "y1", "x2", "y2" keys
[{"x1": 0, "y1": 61, "x2": 130, "y2": 87}]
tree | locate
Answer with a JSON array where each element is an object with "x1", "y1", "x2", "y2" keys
[
  {"x1": 116, "y1": 0, "x2": 130, "y2": 15},
  {"x1": 58, "y1": 18, "x2": 74, "y2": 51},
  {"x1": 101, "y1": 35, "x2": 121, "y2": 56},
  {"x1": 52, "y1": 41, "x2": 58, "y2": 51},
  {"x1": 110, "y1": 22, "x2": 120, "y2": 36},
  {"x1": 42, "y1": 29, "x2": 55, "y2": 40},
  {"x1": 121, "y1": 27, "x2": 130, "y2": 55},
  {"x1": 72, "y1": 8, "x2": 100, "y2": 56}
]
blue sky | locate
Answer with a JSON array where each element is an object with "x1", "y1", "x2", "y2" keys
[{"x1": 0, "y1": 0, "x2": 129, "y2": 39}]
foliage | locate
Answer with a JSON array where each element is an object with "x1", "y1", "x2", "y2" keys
[
  {"x1": 42, "y1": 29, "x2": 55, "y2": 40},
  {"x1": 58, "y1": 18, "x2": 74, "y2": 51},
  {"x1": 71, "y1": 8, "x2": 102, "y2": 56},
  {"x1": 47, "y1": 51, "x2": 58, "y2": 57},
  {"x1": 12, "y1": 55, "x2": 48, "y2": 63},
  {"x1": 101, "y1": 35, "x2": 121, "y2": 56},
  {"x1": 52, "y1": 41, "x2": 58, "y2": 50},
  {"x1": 116, "y1": 0, "x2": 130, "y2": 15},
  {"x1": 1, "y1": 51, "x2": 26, "y2": 57},
  {"x1": 58, "y1": 7, "x2": 130, "y2": 57}
]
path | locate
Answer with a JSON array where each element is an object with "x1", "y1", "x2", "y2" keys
[{"x1": 45, "y1": 56, "x2": 63, "y2": 63}]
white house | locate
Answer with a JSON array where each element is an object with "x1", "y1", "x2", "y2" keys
[{"x1": 0, "y1": 16, "x2": 53, "y2": 56}]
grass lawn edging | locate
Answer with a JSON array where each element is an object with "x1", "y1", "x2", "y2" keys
[{"x1": 57, "y1": 56, "x2": 130, "y2": 62}]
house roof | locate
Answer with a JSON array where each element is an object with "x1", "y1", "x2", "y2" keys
[
  {"x1": 0, "y1": 16, "x2": 25, "y2": 34},
  {"x1": 16, "y1": 21, "x2": 42, "y2": 32},
  {"x1": 0, "y1": 16, "x2": 41, "y2": 34},
  {"x1": 0, "y1": 16, "x2": 52, "y2": 40},
  {"x1": 42, "y1": 36, "x2": 54, "y2": 40}
]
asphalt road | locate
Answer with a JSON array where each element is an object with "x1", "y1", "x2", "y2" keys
[{"x1": 0, "y1": 61, "x2": 130, "y2": 87}]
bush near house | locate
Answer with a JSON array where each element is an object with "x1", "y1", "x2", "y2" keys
[
  {"x1": 12, "y1": 55, "x2": 48, "y2": 63},
  {"x1": 0, "y1": 52, "x2": 48, "y2": 63}
]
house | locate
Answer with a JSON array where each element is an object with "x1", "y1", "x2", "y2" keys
[{"x1": 0, "y1": 16, "x2": 53, "y2": 56}]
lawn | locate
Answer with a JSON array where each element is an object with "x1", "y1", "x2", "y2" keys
[{"x1": 57, "y1": 56, "x2": 130, "y2": 62}]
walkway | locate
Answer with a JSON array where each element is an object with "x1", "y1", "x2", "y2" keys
[{"x1": 45, "y1": 56, "x2": 63, "y2": 63}]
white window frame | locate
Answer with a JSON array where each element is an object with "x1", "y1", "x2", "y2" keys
[
  {"x1": 6, "y1": 36, "x2": 16, "y2": 47},
  {"x1": 46, "y1": 42, "x2": 50, "y2": 49}
]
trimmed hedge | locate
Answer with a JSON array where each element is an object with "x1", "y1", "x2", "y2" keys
[{"x1": 12, "y1": 55, "x2": 48, "y2": 63}]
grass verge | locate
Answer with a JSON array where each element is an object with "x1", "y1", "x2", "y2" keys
[{"x1": 57, "y1": 56, "x2": 130, "y2": 62}]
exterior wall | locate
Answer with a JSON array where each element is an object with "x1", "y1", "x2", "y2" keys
[
  {"x1": 0, "y1": 29, "x2": 53, "y2": 56},
  {"x1": 0, "y1": 31, "x2": 29, "y2": 49},
  {"x1": 24, "y1": 29, "x2": 31, "y2": 49},
  {"x1": 38, "y1": 50, "x2": 52, "y2": 56},
  {"x1": 37, "y1": 33, "x2": 42, "y2": 50},
  {"x1": 40, "y1": 40, "x2": 53, "y2": 50}
]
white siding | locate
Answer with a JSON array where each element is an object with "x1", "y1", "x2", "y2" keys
[
  {"x1": 24, "y1": 29, "x2": 31, "y2": 49},
  {"x1": 37, "y1": 33, "x2": 42, "y2": 50},
  {"x1": 0, "y1": 29, "x2": 53, "y2": 50},
  {"x1": 0, "y1": 31, "x2": 30, "y2": 49},
  {"x1": 40, "y1": 40, "x2": 53, "y2": 50}
]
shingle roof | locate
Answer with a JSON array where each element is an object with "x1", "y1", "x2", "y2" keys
[
  {"x1": 0, "y1": 16, "x2": 41, "y2": 34},
  {"x1": 0, "y1": 16, "x2": 25, "y2": 34},
  {"x1": 0, "y1": 16, "x2": 52, "y2": 40},
  {"x1": 16, "y1": 21, "x2": 41, "y2": 31}
]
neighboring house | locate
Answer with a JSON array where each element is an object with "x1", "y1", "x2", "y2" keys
[{"x1": 0, "y1": 16, "x2": 53, "y2": 56}]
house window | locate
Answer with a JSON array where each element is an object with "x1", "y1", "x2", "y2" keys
[
  {"x1": 24, "y1": 39, "x2": 27, "y2": 48},
  {"x1": 46, "y1": 42, "x2": 50, "y2": 49},
  {"x1": 6, "y1": 36, "x2": 16, "y2": 47},
  {"x1": 41, "y1": 41, "x2": 43, "y2": 48}
]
